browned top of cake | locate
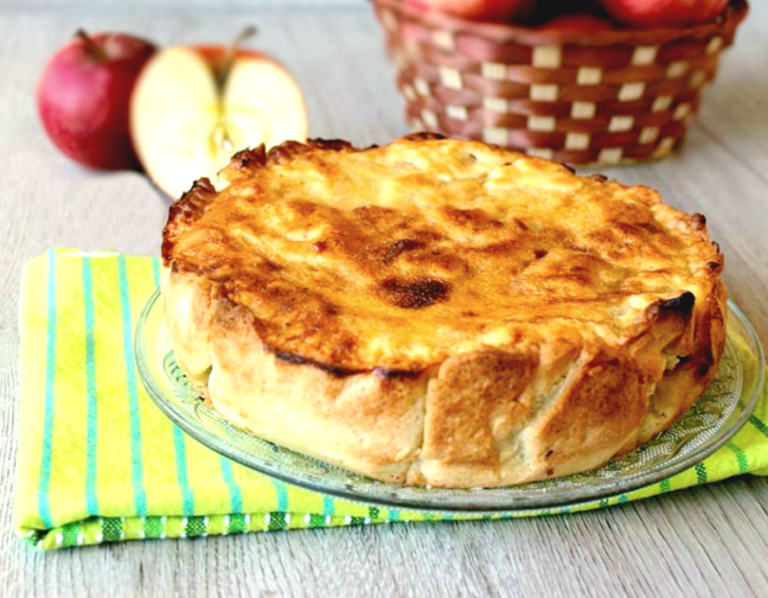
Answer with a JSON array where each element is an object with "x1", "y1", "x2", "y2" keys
[{"x1": 162, "y1": 134, "x2": 723, "y2": 372}]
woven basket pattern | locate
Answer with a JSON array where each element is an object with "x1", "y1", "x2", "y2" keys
[{"x1": 373, "y1": 0, "x2": 748, "y2": 165}]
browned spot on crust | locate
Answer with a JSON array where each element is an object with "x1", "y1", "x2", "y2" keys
[
  {"x1": 403, "y1": 132, "x2": 446, "y2": 142},
  {"x1": 639, "y1": 292, "x2": 697, "y2": 338},
  {"x1": 373, "y1": 367, "x2": 422, "y2": 379},
  {"x1": 267, "y1": 344, "x2": 421, "y2": 379},
  {"x1": 353, "y1": 205, "x2": 398, "y2": 228},
  {"x1": 690, "y1": 213, "x2": 707, "y2": 230},
  {"x1": 267, "y1": 138, "x2": 355, "y2": 164},
  {"x1": 440, "y1": 206, "x2": 503, "y2": 232},
  {"x1": 382, "y1": 239, "x2": 425, "y2": 264},
  {"x1": 230, "y1": 146, "x2": 267, "y2": 169},
  {"x1": 659, "y1": 292, "x2": 695, "y2": 315},
  {"x1": 513, "y1": 218, "x2": 529, "y2": 232},
  {"x1": 379, "y1": 278, "x2": 451, "y2": 309},
  {"x1": 270, "y1": 346, "x2": 359, "y2": 377},
  {"x1": 265, "y1": 140, "x2": 308, "y2": 163}
]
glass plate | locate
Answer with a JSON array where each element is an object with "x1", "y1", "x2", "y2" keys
[{"x1": 136, "y1": 289, "x2": 764, "y2": 513}]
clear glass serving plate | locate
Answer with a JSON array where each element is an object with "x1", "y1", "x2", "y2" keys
[{"x1": 136, "y1": 289, "x2": 764, "y2": 513}]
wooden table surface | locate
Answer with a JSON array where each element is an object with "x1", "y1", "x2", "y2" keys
[{"x1": 2, "y1": 2, "x2": 768, "y2": 596}]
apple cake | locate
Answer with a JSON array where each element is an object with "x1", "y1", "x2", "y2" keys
[{"x1": 160, "y1": 133, "x2": 727, "y2": 488}]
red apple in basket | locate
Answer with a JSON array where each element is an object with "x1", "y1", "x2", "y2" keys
[
  {"x1": 601, "y1": 0, "x2": 729, "y2": 27},
  {"x1": 405, "y1": 0, "x2": 538, "y2": 22},
  {"x1": 130, "y1": 27, "x2": 307, "y2": 200},
  {"x1": 37, "y1": 30, "x2": 156, "y2": 170}
]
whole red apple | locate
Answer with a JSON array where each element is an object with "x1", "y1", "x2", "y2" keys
[
  {"x1": 405, "y1": 0, "x2": 538, "y2": 22},
  {"x1": 540, "y1": 13, "x2": 614, "y2": 32},
  {"x1": 601, "y1": 0, "x2": 729, "y2": 27},
  {"x1": 37, "y1": 31, "x2": 156, "y2": 170}
]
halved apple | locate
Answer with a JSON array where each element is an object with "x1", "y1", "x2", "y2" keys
[{"x1": 130, "y1": 43, "x2": 307, "y2": 199}]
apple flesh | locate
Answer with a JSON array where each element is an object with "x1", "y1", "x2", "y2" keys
[
  {"x1": 601, "y1": 0, "x2": 729, "y2": 27},
  {"x1": 405, "y1": 0, "x2": 538, "y2": 22},
  {"x1": 37, "y1": 31, "x2": 156, "y2": 170},
  {"x1": 130, "y1": 45, "x2": 307, "y2": 199}
]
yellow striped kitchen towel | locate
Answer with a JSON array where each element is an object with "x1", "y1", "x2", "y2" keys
[{"x1": 14, "y1": 249, "x2": 768, "y2": 549}]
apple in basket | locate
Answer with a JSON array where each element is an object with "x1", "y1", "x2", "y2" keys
[
  {"x1": 37, "y1": 30, "x2": 156, "y2": 170},
  {"x1": 601, "y1": 0, "x2": 730, "y2": 27},
  {"x1": 405, "y1": 0, "x2": 538, "y2": 21},
  {"x1": 130, "y1": 27, "x2": 307, "y2": 200}
]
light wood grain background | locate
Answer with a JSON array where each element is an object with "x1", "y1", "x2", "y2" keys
[{"x1": 2, "y1": 2, "x2": 768, "y2": 596}]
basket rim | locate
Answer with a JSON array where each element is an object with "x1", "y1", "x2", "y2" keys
[{"x1": 371, "y1": 0, "x2": 749, "y2": 46}]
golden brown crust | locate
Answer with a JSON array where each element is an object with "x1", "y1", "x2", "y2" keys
[{"x1": 161, "y1": 134, "x2": 727, "y2": 488}]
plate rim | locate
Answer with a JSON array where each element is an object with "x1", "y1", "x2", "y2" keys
[{"x1": 136, "y1": 289, "x2": 765, "y2": 514}]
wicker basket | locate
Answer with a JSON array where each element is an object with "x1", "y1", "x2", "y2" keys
[{"x1": 372, "y1": 0, "x2": 748, "y2": 165}]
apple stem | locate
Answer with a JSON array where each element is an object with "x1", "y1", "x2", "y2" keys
[
  {"x1": 217, "y1": 25, "x2": 258, "y2": 90},
  {"x1": 75, "y1": 29, "x2": 107, "y2": 61}
]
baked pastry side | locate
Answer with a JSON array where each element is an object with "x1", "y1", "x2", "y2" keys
[{"x1": 161, "y1": 135, "x2": 727, "y2": 488}]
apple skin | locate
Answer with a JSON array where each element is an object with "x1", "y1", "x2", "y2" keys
[
  {"x1": 601, "y1": 0, "x2": 729, "y2": 27},
  {"x1": 539, "y1": 13, "x2": 614, "y2": 32},
  {"x1": 37, "y1": 32, "x2": 156, "y2": 170},
  {"x1": 404, "y1": 0, "x2": 538, "y2": 22}
]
